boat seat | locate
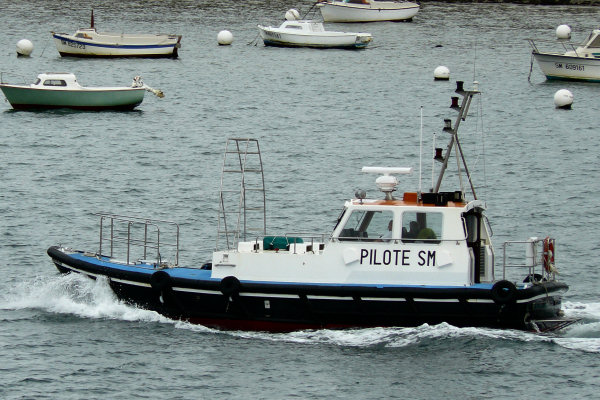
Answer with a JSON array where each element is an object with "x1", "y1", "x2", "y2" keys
[{"x1": 263, "y1": 236, "x2": 304, "y2": 250}]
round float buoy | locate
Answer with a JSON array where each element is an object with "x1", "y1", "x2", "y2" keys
[
  {"x1": 217, "y1": 30, "x2": 233, "y2": 46},
  {"x1": 434, "y1": 66, "x2": 450, "y2": 81},
  {"x1": 556, "y1": 24, "x2": 571, "y2": 40},
  {"x1": 490, "y1": 280, "x2": 517, "y2": 304},
  {"x1": 16, "y1": 39, "x2": 33, "y2": 57},
  {"x1": 285, "y1": 8, "x2": 301, "y2": 21},
  {"x1": 554, "y1": 89, "x2": 573, "y2": 109}
]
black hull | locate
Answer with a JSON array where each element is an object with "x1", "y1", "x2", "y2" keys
[{"x1": 47, "y1": 246, "x2": 572, "y2": 332}]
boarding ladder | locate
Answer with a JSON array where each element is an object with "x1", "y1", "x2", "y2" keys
[{"x1": 216, "y1": 138, "x2": 266, "y2": 251}]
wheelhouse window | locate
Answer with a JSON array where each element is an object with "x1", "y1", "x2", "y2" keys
[
  {"x1": 338, "y1": 210, "x2": 394, "y2": 241},
  {"x1": 401, "y1": 211, "x2": 442, "y2": 243},
  {"x1": 43, "y1": 79, "x2": 67, "y2": 87}
]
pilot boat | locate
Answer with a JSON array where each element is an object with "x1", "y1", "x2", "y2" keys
[
  {"x1": 47, "y1": 81, "x2": 577, "y2": 332},
  {"x1": 528, "y1": 29, "x2": 600, "y2": 82}
]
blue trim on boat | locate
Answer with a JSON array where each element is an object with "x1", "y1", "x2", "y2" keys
[{"x1": 53, "y1": 34, "x2": 176, "y2": 50}]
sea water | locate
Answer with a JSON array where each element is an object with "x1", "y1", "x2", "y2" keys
[{"x1": 1, "y1": 1, "x2": 600, "y2": 398}]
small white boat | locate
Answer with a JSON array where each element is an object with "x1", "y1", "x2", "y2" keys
[
  {"x1": 258, "y1": 19, "x2": 372, "y2": 49},
  {"x1": 0, "y1": 73, "x2": 160, "y2": 111},
  {"x1": 317, "y1": 0, "x2": 420, "y2": 23},
  {"x1": 529, "y1": 29, "x2": 600, "y2": 82},
  {"x1": 51, "y1": 10, "x2": 181, "y2": 58}
]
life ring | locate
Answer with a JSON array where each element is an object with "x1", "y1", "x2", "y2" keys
[
  {"x1": 491, "y1": 280, "x2": 517, "y2": 304},
  {"x1": 220, "y1": 276, "x2": 241, "y2": 296},
  {"x1": 542, "y1": 236, "x2": 555, "y2": 273}
]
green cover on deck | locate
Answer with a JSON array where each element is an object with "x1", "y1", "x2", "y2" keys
[{"x1": 263, "y1": 236, "x2": 304, "y2": 250}]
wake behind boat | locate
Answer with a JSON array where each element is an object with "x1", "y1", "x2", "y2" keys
[
  {"x1": 317, "y1": 0, "x2": 420, "y2": 23},
  {"x1": 0, "y1": 73, "x2": 162, "y2": 111},
  {"x1": 47, "y1": 81, "x2": 577, "y2": 332},
  {"x1": 528, "y1": 29, "x2": 600, "y2": 82},
  {"x1": 51, "y1": 10, "x2": 181, "y2": 58},
  {"x1": 258, "y1": 9, "x2": 372, "y2": 49}
]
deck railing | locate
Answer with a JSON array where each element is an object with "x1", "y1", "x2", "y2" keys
[
  {"x1": 96, "y1": 212, "x2": 180, "y2": 266},
  {"x1": 240, "y1": 233, "x2": 329, "y2": 252},
  {"x1": 527, "y1": 39, "x2": 580, "y2": 55},
  {"x1": 501, "y1": 237, "x2": 556, "y2": 282}
]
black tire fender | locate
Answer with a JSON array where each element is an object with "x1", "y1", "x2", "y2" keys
[
  {"x1": 491, "y1": 280, "x2": 517, "y2": 304},
  {"x1": 150, "y1": 271, "x2": 172, "y2": 292},
  {"x1": 220, "y1": 276, "x2": 241, "y2": 296}
]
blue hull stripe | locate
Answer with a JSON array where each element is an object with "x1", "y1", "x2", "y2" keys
[{"x1": 53, "y1": 34, "x2": 176, "y2": 50}]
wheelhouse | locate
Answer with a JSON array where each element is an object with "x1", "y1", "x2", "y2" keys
[{"x1": 332, "y1": 191, "x2": 495, "y2": 285}]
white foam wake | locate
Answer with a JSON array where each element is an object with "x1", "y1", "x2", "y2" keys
[{"x1": 1, "y1": 273, "x2": 173, "y2": 324}]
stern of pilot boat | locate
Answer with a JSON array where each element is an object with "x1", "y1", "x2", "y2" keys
[{"x1": 497, "y1": 237, "x2": 577, "y2": 332}]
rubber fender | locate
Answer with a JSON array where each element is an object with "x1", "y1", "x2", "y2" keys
[
  {"x1": 491, "y1": 280, "x2": 517, "y2": 304},
  {"x1": 220, "y1": 276, "x2": 241, "y2": 296},
  {"x1": 523, "y1": 273, "x2": 545, "y2": 283},
  {"x1": 150, "y1": 270, "x2": 172, "y2": 292}
]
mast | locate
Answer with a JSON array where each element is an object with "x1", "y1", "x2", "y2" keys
[{"x1": 433, "y1": 81, "x2": 480, "y2": 199}]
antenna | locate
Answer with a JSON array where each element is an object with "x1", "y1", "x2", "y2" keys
[
  {"x1": 419, "y1": 106, "x2": 423, "y2": 195},
  {"x1": 431, "y1": 132, "x2": 436, "y2": 191}
]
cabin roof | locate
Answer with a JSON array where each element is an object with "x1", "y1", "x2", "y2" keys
[{"x1": 349, "y1": 192, "x2": 472, "y2": 209}]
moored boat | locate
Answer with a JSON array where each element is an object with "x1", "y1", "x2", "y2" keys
[
  {"x1": 0, "y1": 73, "x2": 161, "y2": 111},
  {"x1": 47, "y1": 81, "x2": 577, "y2": 332},
  {"x1": 258, "y1": 11, "x2": 372, "y2": 49},
  {"x1": 51, "y1": 10, "x2": 181, "y2": 58},
  {"x1": 317, "y1": 0, "x2": 419, "y2": 23},
  {"x1": 528, "y1": 29, "x2": 600, "y2": 82}
]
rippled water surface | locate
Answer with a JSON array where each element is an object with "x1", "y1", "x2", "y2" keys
[{"x1": 2, "y1": 1, "x2": 600, "y2": 399}]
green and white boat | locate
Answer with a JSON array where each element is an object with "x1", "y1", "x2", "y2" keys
[{"x1": 0, "y1": 72, "x2": 147, "y2": 110}]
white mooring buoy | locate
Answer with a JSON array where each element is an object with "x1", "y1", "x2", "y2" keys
[
  {"x1": 217, "y1": 30, "x2": 233, "y2": 45},
  {"x1": 434, "y1": 66, "x2": 450, "y2": 81},
  {"x1": 285, "y1": 9, "x2": 301, "y2": 21},
  {"x1": 556, "y1": 24, "x2": 571, "y2": 40},
  {"x1": 554, "y1": 89, "x2": 573, "y2": 109},
  {"x1": 16, "y1": 39, "x2": 34, "y2": 57}
]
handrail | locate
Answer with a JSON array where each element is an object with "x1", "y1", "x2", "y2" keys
[
  {"x1": 502, "y1": 238, "x2": 555, "y2": 282},
  {"x1": 527, "y1": 38, "x2": 580, "y2": 56},
  {"x1": 95, "y1": 212, "x2": 179, "y2": 265}
]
